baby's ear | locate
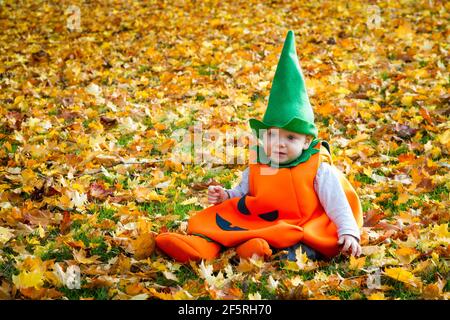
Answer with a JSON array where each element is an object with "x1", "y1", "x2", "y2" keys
[{"x1": 303, "y1": 136, "x2": 313, "y2": 149}]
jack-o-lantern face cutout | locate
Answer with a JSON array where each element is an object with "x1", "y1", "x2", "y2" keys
[
  {"x1": 216, "y1": 195, "x2": 280, "y2": 231},
  {"x1": 237, "y1": 195, "x2": 279, "y2": 221}
]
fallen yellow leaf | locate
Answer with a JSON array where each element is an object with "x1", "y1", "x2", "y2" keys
[
  {"x1": 349, "y1": 255, "x2": 366, "y2": 270},
  {"x1": 384, "y1": 267, "x2": 422, "y2": 288}
]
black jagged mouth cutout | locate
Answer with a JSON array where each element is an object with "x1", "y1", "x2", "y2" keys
[
  {"x1": 215, "y1": 213, "x2": 247, "y2": 231},
  {"x1": 258, "y1": 210, "x2": 279, "y2": 222},
  {"x1": 237, "y1": 195, "x2": 251, "y2": 215}
]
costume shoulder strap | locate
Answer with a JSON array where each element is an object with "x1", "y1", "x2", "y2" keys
[
  {"x1": 318, "y1": 140, "x2": 363, "y2": 228},
  {"x1": 318, "y1": 140, "x2": 333, "y2": 166}
]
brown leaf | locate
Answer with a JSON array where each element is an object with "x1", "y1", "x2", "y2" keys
[
  {"x1": 363, "y1": 210, "x2": 385, "y2": 227},
  {"x1": 132, "y1": 232, "x2": 156, "y2": 260},
  {"x1": 58, "y1": 110, "x2": 80, "y2": 121},
  {"x1": 393, "y1": 123, "x2": 417, "y2": 139},
  {"x1": 23, "y1": 209, "x2": 55, "y2": 227},
  {"x1": 88, "y1": 182, "x2": 114, "y2": 200},
  {"x1": 419, "y1": 107, "x2": 434, "y2": 125},
  {"x1": 20, "y1": 287, "x2": 63, "y2": 300},
  {"x1": 60, "y1": 211, "x2": 71, "y2": 234},
  {"x1": 191, "y1": 178, "x2": 220, "y2": 191},
  {"x1": 100, "y1": 116, "x2": 118, "y2": 128}
]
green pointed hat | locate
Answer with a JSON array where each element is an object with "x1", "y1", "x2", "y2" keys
[{"x1": 249, "y1": 30, "x2": 317, "y2": 138}]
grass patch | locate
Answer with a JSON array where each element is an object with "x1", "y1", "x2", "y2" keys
[
  {"x1": 40, "y1": 243, "x2": 73, "y2": 262},
  {"x1": 383, "y1": 278, "x2": 421, "y2": 299},
  {"x1": 196, "y1": 94, "x2": 205, "y2": 101},
  {"x1": 0, "y1": 256, "x2": 19, "y2": 282},
  {"x1": 389, "y1": 145, "x2": 409, "y2": 157},
  {"x1": 139, "y1": 201, "x2": 202, "y2": 219},
  {"x1": 361, "y1": 199, "x2": 373, "y2": 213},
  {"x1": 325, "y1": 288, "x2": 361, "y2": 300},
  {"x1": 380, "y1": 71, "x2": 389, "y2": 81},
  {"x1": 117, "y1": 133, "x2": 134, "y2": 147},
  {"x1": 237, "y1": 274, "x2": 277, "y2": 299},
  {"x1": 59, "y1": 286, "x2": 110, "y2": 300},
  {"x1": 196, "y1": 64, "x2": 218, "y2": 76},
  {"x1": 419, "y1": 131, "x2": 433, "y2": 144},
  {"x1": 90, "y1": 240, "x2": 120, "y2": 262},
  {"x1": 97, "y1": 207, "x2": 119, "y2": 223},
  {"x1": 73, "y1": 230, "x2": 120, "y2": 263},
  {"x1": 154, "y1": 265, "x2": 198, "y2": 286},
  {"x1": 355, "y1": 173, "x2": 375, "y2": 184},
  {"x1": 424, "y1": 184, "x2": 449, "y2": 201}
]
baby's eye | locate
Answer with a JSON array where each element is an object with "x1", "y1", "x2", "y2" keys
[{"x1": 287, "y1": 135, "x2": 296, "y2": 140}]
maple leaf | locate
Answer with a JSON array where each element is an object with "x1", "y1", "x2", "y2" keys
[
  {"x1": 131, "y1": 232, "x2": 155, "y2": 260},
  {"x1": 88, "y1": 182, "x2": 114, "y2": 200},
  {"x1": 13, "y1": 268, "x2": 45, "y2": 290},
  {"x1": 349, "y1": 255, "x2": 366, "y2": 270},
  {"x1": 367, "y1": 292, "x2": 386, "y2": 300},
  {"x1": 384, "y1": 268, "x2": 423, "y2": 288},
  {"x1": 0, "y1": 227, "x2": 14, "y2": 244},
  {"x1": 69, "y1": 190, "x2": 88, "y2": 210},
  {"x1": 73, "y1": 249, "x2": 100, "y2": 265}
]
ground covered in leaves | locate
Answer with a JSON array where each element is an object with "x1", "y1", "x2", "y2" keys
[{"x1": 0, "y1": 0, "x2": 449, "y2": 300}]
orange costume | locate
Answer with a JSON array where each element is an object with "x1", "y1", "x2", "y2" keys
[{"x1": 156, "y1": 143, "x2": 363, "y2": 262}]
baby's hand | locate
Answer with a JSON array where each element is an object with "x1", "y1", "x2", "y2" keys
[
  {"x1": 208, "y1": 185, "x2": 229, "y2": 204},
  {"x1": 337, "y1": 235, "x2": 361, "y2": 257}
]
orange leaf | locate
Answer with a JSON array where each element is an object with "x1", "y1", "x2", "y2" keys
[
  {"x1": 420, "y1": 107, "x2": 433, "y2": 125},
  {"x1": 60, "y1": 211, "x2": 71, "y2": 234},
  {"x1": 398, "y1": 153, "x2": 416, "y2": 163},
  {"x1": 132, "y1": 232, "x2": 155, "y2": 260}
]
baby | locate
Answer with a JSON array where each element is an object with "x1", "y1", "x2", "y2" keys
[
  {"x1": 156, "y1": 30, "x2": 363, "y2": 262},
  {"x1": 208, "y1": 126, "x2": 362, "y2": 259}
]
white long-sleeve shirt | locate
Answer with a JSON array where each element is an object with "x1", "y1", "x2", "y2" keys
[{"x1": 225, "y1": 162, "x2": 360, "y2": 240}]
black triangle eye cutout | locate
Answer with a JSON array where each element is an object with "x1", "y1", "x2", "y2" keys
[
  {"x1": 237, "y1": 195, "x2": 250, "y2": 215},
  {"x1": 259, "y1": 210, "x2": 279, "y2": 222}
]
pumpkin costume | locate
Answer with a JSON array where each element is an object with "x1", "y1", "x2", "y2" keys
[{"x1": 156, "y1": 30, "x2": 363, "y2": 263}]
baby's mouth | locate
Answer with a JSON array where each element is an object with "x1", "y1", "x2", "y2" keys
[{"x1": 273, "y1": 151, "x2": 287, "y2": 157}]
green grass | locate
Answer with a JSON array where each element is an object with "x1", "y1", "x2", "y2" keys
[
  {"x1": 424, "y1": 184, "x2": 449, "y2": 201},
  {"x1": 419, "y1": 131, "x2": 434, "y2": 144},
  {"x1": 59, "y1": 286, "x2": 110, "y2": 300},
  {"x1": 325, "y1": 288, "x2": 361, "y2": 300},
  {"x1": 100, "y1": 174, "x2": 116, "y2": 184},
  {"x1": 139, "y1": 201, "x2": 202, "y2": 219},
  {"x1": 196, "y1": 94, "x2": 205, "y2": 101},
  {"x1": 70, "y1": 219, "x2": 83, "y2": 231},
  {"x1": 355, "y1": 173, "x2": 375, "y2": 184},
  {"x1": 90, "y1": 240, "x2": 120, "y2": 262},
  {"x1": 154, "y1": 265, "x2": 198, "y2": 286},
  {"x1": 40, "y1": 243, "x2": 73, "y2": 262},
  {"x1": 117, "y1": 133, "x2": 134, "y2": 147},
  {"x1": 237, "y1": 274, "x2": 277, "y2": 300},
  {"x1": 375, "y1": 191, "x2": 417, "y2": 216},
  {"x1": 361, "y1": 199, "x2": 373, "y2": 213},
  {"x1": 196, "y1": 64, "x2": 218, "y2": 76},
  {"x1": 383, "y1": 278, "x2": 421, "y2": 299},
  {"x1": 138, "y1": 65, "x2": 151, "y2": 73},
  {"x1": 389, "y1": 145, "x2": 409, "y2": 157},
  {"x1": 0, "y1": 256, "x2": 19, "y2": 282},
  {"x1": 46, "y1": 226, "x2": 62, "y2": 240},
  {"x1": 250, "y1": 92, "x2": 263, "y2": 102},
  {"x1": 73, "y1": 230, "x2": 120, "y2": 263},
  {"x1": 97, "y1": 207, "x2": 119, "y2": 223}
]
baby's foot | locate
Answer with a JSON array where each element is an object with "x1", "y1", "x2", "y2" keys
[{"x1": 236, "y1": 238, "x2": 272, "y2": 259}]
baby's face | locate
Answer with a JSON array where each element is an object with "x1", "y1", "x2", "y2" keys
[{"x1": 262, "y1": 127, "x2": 313, "y2": 164}]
